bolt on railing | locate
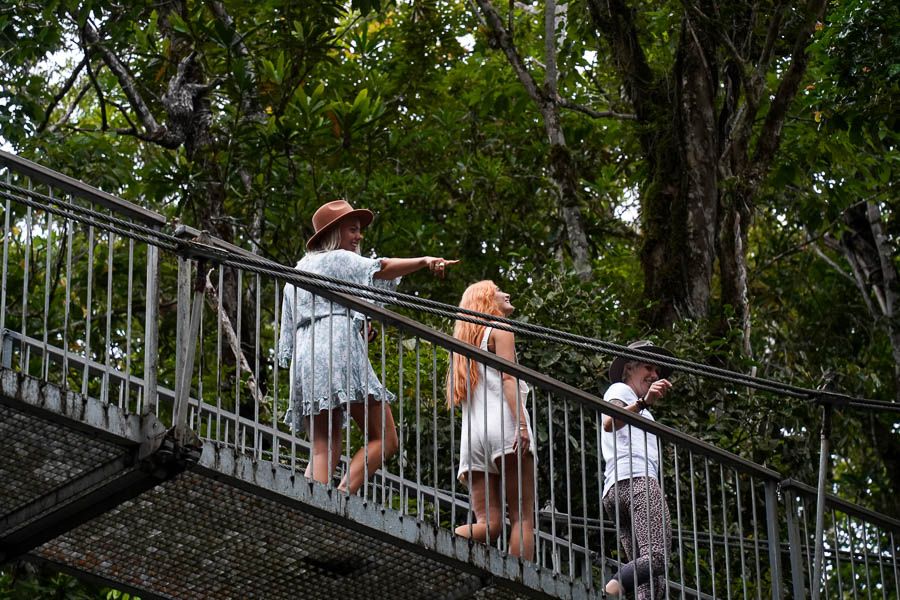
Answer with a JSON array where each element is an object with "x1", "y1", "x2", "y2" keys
[{"x1": 1, "y1": 150, "x2": 898, "y2": 599}]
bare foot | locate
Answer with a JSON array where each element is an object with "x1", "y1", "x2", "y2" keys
[{"x1": 605, "y1": 578, "x2": 623, "y2": 597}]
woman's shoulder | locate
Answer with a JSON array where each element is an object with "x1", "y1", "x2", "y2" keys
[{"x1": 604, "y1": 382, "x2": 636, "y2": 403}]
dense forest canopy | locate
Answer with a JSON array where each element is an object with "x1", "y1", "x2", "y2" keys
[{"x1": 0, "y1": 0, "x2": 897, "y2": 593}]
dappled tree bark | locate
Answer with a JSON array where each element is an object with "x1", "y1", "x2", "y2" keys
[{"x1": 587, "y1": 0, "x2": 827, "y2": 344}]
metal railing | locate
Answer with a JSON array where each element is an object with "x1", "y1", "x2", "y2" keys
[{"x1": 1, "y1": 150, "x2": 898, "y2": 599}]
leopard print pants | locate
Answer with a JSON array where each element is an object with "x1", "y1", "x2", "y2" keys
[{"x1": 602, "y1": 476, "x2": 672, "y2": 599}]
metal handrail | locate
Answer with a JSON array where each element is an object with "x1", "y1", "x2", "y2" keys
[{"x1": 0, "y1": 150, "x2": 166, "y2": 226}]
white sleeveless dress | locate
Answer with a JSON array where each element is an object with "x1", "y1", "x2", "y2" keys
[{"x1": 457, "y1": 327, "x2": 535, "y2": 483}]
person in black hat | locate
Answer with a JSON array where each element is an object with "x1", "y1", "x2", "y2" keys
[
  {"x1": 277, "y1": 199, "x2": 457, "y2": 494},
  {"x1": 600, "y1": 340, "x2": 674, "y2": 599}
]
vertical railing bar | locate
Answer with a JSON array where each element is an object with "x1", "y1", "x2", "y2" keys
[
  {"x1": 847, "y1": 513, "x2": 859, "y2": 600},
  {"x1": 497, "y1": 363, "x2": 506, "y2": 554},
  {"x1": 888, "y1": 531, "x2": 900, "y2": 595},
  {"x1": 62, "y1": 220, "x2": 73, "y2": 391},
  {"x1": 123, "y1": 237, "x2": 134, "y2": 409},
  {"x1": 379, "y1": 317, "x2": 387, "y2": 507},
  {"x1": 272, "y1": 283, "x2": 281, "y2": 466},
  {"x1": 415, "y1": 337, "x2": 422, "y2": 519},
  {"x1": 659, "y1": 440, "x2": 671, "y2": 600},
  {"x1": 595, "y1": 415, "x2": 606, "y2": 591},
  {"x1": 0, "y1": 171, "x2": 11, "y2": 336},
  {"x1": 764, "y1": 480, "x2": 784, "y2": 600},
  {"x1": 750, "y1": 479, "x2": 763, "y2": 600},
  {"x1": 344, "y1": 307, "x2": 351, "y2": 495},
  {"x1": 889, "y1": 530, "x2": 898, "y2": 600},
  {"x1": 547, "y1": 392, "x2": 557, "y2": 572},
  {"x1": 689, "y1": 451, "x2": 701, "y2": 595},
  {"x1": 514, "y1": 374, "x2": 524, "y2": 559},
  {"x1": 875, "y1": 526, "x2": 887, "y2": 600},
  {"x1": 465, "y1": 353, "x2": 472, "y2": 536},
  {"x1": 530, "y1": 385, "x2": 539, "y2": 566},
  {"x1": 579, "y1": 404, "x2": 590, "y2": 588},
  {"x1": 449, "y1": 350, "x2": 456, "y2": 527},
  {"x1": 173, "y1": 255, "x2": 189, "y2": 429},
  {"x1": 294, "y1": 286, "x2": 303, "y2": 474},
  {"x1": 362, "y1": 313, "x2": 370, "y2": 501},
  {"x1": 432, "y1": 345, "x2": 439, "y2": 526},
  {"x1": 705, "y1": 458, "x2": 717, "y2": 600},
  {"x1": 40, "y1": 206, "x2": 53, "y2": 381},
  {"x1": 735, "y1": 472, "x2": 749, "y2": 600},
  {"x1": 563, "y1": 397, "x2": 574, "y2": 577},
  {"x1": 82, "y1": 223, "x2": 95, "y2": 396},
  {"x1": 720, "y1": 465, "x2": 733, "y2": 600},
  {"x1": 831, "y1": 508, "x2": 844, "y2": 596},
  {"x1": 22, "y1": 200, "x2": 32, "y2": 374},
  {"x1": 142, "y1": 242, "x2": 159, "y2": 416},
  {"x1": 482, "y1": 347, "x2": 491, "y2": 548},
  {"x1": 802, "y1": 496, "x2": 815, "y2": 589},
  {"x1": 398, "y1": 329, "x2": 405, "y2": 509},
  {"x1": 674, "y1": 445, "x2": 686, "y2": 593},
  {"x1": 103, "y1": 228, "x2": 114, "y2": 406},
  {"x1": 196, "y1": 283, "x2": 204, "y2": 435},
  {"x1": 215, "y1": 267, "x2": 224, "y2": 443},
  {"x1": 785, "y1": 492, "x2": 807, "y2": 599},
  {"x1": 235, "y1": 269, "x2": 243, "y2": 451},
  {"x1": 254, "y1": 273, "x2": 261, "y2": 459},
  {"x1": 861, "y1": 520, "x2": 873, "y2": 599}
]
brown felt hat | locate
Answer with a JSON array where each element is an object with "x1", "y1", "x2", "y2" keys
[
  {"x1": 608, "y1": 340, "x2": 675, "y2": 383},
  {"x1": 306, "y1": 199, "x2": 374, "y2": 250}
]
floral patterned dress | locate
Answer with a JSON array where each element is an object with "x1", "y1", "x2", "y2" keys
[{"x1": 277, "y1": 250, "x2": 400, "y2": 432}]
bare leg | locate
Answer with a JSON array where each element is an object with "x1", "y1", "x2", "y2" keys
[
  {"x1": 304, "y1": 409, "x2": 343, "y2": 485},
  {"x1": 338, "y1": 399, "x2": 399, "y2": 494},
  {"x1": 501, "y1": 452, "x2": 535, "y2": 561},
  {"x1": 455, "y1": 471, "x2": 502, "y2": 544}
]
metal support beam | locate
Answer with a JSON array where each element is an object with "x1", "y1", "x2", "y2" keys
[
  {"x1": 0, "y1": 435, "x2": 199, "y2": 564},
  {"x1": 811, "y1": 403, "x2": 833, "y2": 600}
]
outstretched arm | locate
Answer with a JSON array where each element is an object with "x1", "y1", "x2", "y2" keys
[{"x1": 375, "y1": 256, "x2": 459, "y2": 280}]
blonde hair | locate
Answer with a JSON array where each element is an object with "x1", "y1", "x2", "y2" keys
[
  {"x1": 309, "y1": 219, "x2": 362, "y2": 254},
  {"x1": 447, "y1": 280, "x2": 504, "y2": 407}
]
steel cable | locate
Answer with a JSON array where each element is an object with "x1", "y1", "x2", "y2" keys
[{"x1": 3, "y1": 182, "x2": 897, "y2": 414}]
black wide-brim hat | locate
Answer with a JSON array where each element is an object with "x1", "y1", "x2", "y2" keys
[{"x1": 608, "y1": 340, "x2": 675, "y2": 383}]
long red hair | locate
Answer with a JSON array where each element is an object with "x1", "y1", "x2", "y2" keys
[{"x1": 447, "y1": 280, "x2": 504, "y2": 407}]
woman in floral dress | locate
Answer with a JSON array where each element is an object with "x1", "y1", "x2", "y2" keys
[{"x1": 278, "y1": 199, "x2": 457, "y2": 494}]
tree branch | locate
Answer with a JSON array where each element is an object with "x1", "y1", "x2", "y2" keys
[
  {"x1": 37, "y1": 54, "x2": 88, "y2": 133},
  {"x1": 585, "y1": 0, "x2": 659, "y2": 120},
  {"x1": 84, "y1": 59, "x2": 108, "y2": 131},
  {"x1": 81, "y1": 19, "x2": 178, "y2": 146},
  {"x1": 557, "y1": 98, "x2": 637, "y2": 119},
  {"x1": 472, "y1": 0, "x2": 544, "y2": 104},
  {"x1": 46, "y1": 84, "x2": 91, "y2": 134},
  {"x1": 753, "y1": 0, "x2": 827, "y2": 172}
]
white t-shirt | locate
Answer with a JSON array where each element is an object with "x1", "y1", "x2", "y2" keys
[{"x1": 601, "y1": 382, "x2": 661, "y2": 497}]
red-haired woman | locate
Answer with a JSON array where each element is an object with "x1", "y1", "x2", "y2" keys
[{"x1": 448, "y1": 280, "x2": 535, "y2": 560}]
